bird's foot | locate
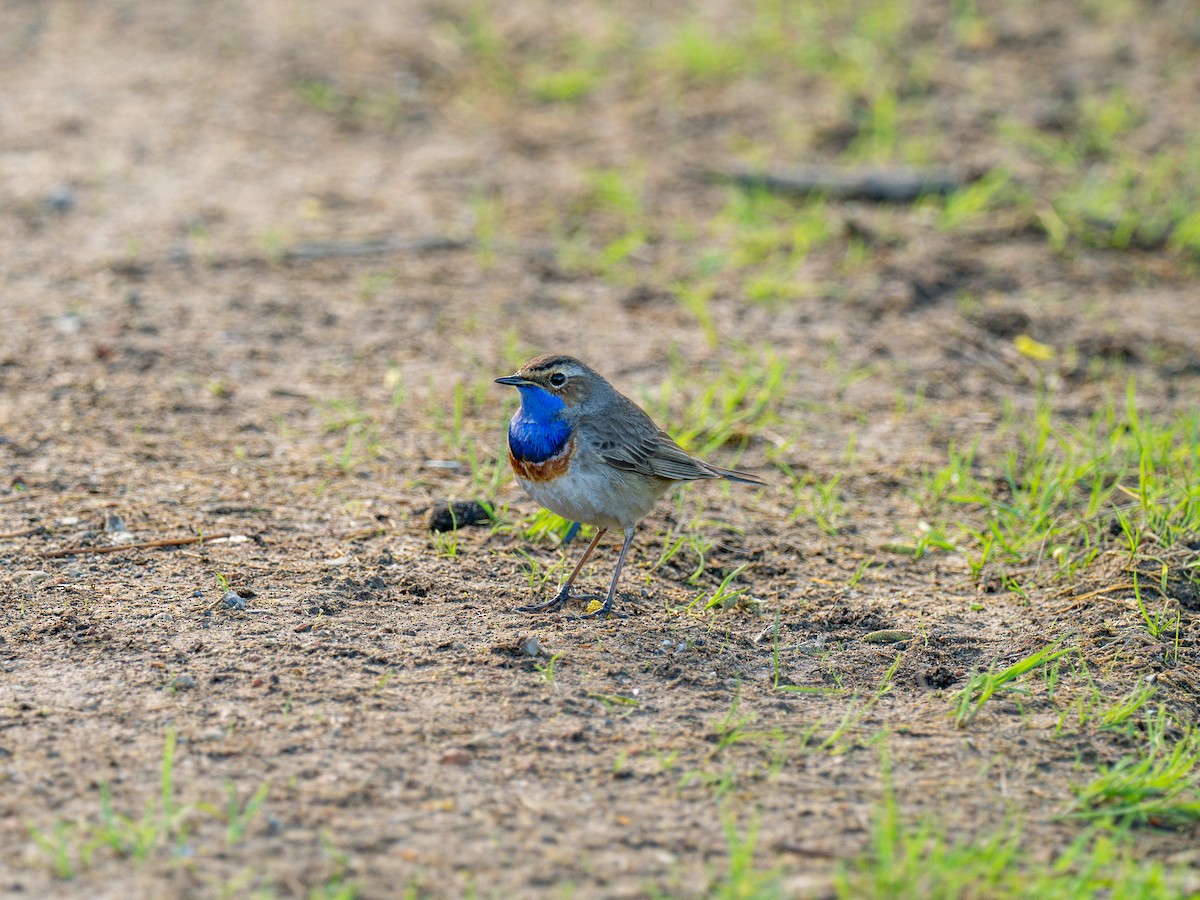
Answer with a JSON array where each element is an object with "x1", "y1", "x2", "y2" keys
[{"x1": 516, "y1": 586, "x2": 574, "y2": 614}]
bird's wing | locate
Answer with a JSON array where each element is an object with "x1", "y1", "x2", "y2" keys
[
  {"x1": 582, "y1": 397, "x2": 729, "y2": 483},
  {"x1": 643, "y1": 430, "x2": 765, "y2": 484}
]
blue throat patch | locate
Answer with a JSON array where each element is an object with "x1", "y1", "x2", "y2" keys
[{"x1": 508, "y1": 385, "x2": 571, "y2": 463}]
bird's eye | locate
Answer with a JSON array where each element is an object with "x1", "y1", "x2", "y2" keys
[{"x1": 549, "y1": 372, "x2": 567, "y2": 387}]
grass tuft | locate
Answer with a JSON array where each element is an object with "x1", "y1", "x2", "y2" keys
[{"x1": 1069, "y1": 713, "x2": 1200, "y2": 829}]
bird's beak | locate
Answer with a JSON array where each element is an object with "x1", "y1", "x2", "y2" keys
[{"x1": 494, "y1": 374, "x2": 529, "y2": 387}]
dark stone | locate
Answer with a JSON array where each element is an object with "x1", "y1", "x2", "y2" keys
[{"x1": 427, "y1": 499, "x2": 493, "y2": 532}]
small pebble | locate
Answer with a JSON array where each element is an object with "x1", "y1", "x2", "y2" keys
[
  {"x1": 862, "y1": 629, "x2": 914, "y2": 644},
  {"x1": 104, "y1": 514, "x2": 127, "y2": 533},
  {"x1": 265, "y1": 816, "x2": 283, "y2": 836},
  {"x1": 521, "y1": 635, "x2": 540, "y2": 657},
  {"x1": 795, "y1": 638, "x2": 827, "y2": 656},
  {"x1": 440, "y1": 748, "x2": 471, "y2": 766},
  {"x1": 53, "y1": 314, "x2": 83, "y2": 335},
  {"x1": 44, "y1": 186, "x2": 76, "y2": 213},
  {"x1": 172, "y1": 674, "x2": 197, "y2": 691},
  {"x1": 222, "y1": 591, "x2": 246, "y2": 610}
]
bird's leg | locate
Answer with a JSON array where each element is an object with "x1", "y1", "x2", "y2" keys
[
  {"x1": 517, "y1": 527, "x2": 607, "y2": 613},
  {"x1": 580, "y1": 526, "x2": 635, "y2": 619}
]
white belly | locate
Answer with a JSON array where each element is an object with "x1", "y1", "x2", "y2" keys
[{"x1": 516, "y1": 463, "x2": 667, "y2": 531}]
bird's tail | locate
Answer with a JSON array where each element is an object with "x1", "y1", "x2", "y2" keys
[{"x1": 707, "y1": 463, "x2": 767, "y2": 486}]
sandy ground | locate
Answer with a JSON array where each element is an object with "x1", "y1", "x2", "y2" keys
[{"x1": 2, "y1": 1, "x2": 1198, "y2": 897}]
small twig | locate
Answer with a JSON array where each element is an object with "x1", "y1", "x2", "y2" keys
[
  {"x1": 280, "y1": 235, "x2": 471, "y2": 262},
  {"x1": 0, "y1": 526, "x2": 43, "y2": 540},
  {"x1": 945, "y1": 324, "x2": 1044, "y2": 386},
  {"x1": 700, "y1": 166, "x2": 966, "y2": 202},
  {"x1": 1053, "y1": 582, "x2": 1139, "y2": 613},
  {"x1": 1048, "y1": 578, "x2": 1134, "y2": 600},
  {"x1": 107, "y1": 235, "x2": 472, "y2": 276},
  {"x1": 339, "y1": 526, "x2": 389, "y2": 542},
  {"x1": 41, "y1": 532, "x2": 233, "y2": 559}
]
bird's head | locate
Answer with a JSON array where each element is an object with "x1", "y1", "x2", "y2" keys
[{"x1": 495, "y1": 355, "x2": 603, "y2": 422}]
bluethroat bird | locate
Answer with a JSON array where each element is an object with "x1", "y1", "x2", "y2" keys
[{"x1": 496, "y1": 355, "x2": 765, "y2": 619}]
